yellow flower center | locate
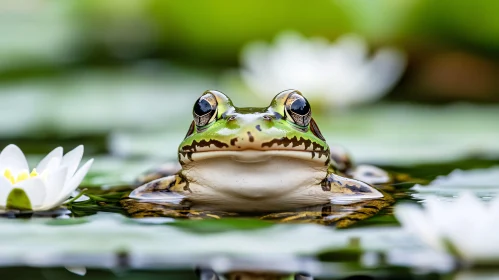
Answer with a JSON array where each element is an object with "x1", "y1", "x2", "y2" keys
[{"x1": 3, "y1": 168, "x2": 39, "y2": 185}]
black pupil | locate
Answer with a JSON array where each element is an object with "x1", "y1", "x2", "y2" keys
[
  {"x1": 290, "y1": 98, "x2": 310, "y2": 115},
  {"x1": 194, "y1": 98, "x2": 213, "y2": 116}
]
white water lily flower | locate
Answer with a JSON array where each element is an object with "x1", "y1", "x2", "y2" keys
[
  {"x1": 0, "y1": 144, "x2": 93, "y2": 211},
  {"x1": 395, "y1": 192, "x2": 499, "y2": 264},
  {"x1": 241, "y1": 31, "x2": 406, "y2": 108}
]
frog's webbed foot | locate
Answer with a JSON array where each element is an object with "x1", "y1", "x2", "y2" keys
[
  {"x1": 129, "y1": 174, "x2": 189, "y2": 202},
  {"x1": 135, "y1": 162, "x2": 181, "y2": 186},
  {"x1": 322, "y1": 173, "x2": 383, "y2": 204}
]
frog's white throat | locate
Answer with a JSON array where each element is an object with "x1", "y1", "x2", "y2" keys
[{"x1": 181, "y1": 150, "x2": 330, "y2": 209}]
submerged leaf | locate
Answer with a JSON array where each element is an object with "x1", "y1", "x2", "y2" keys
[
  {"x1": 6, "y1": 188, "x2": 32, "y2": 211},
  {"x1": 45, "y1": 218, "x2": 89, "y2": 226},
  {"x1": 171, "y1": 218, "x2": 275, "y2": 233}
]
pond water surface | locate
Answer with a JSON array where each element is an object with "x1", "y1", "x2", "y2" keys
[
  {"x1": 2, "y1": 154, "x2": 499, "y2": 279},
  {"x1": 2, "y1": 103, "x2": 499, "y2": 280}
]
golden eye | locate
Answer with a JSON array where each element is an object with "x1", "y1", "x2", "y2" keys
[
  {"x1": 285, "y1": 92, "x2": 311, "y2": 127},
  {"x1": 193, "y1": 93, "x2": 218, "y2": 127}
]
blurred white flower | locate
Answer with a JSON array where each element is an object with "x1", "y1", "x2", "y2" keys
[
  {"x1": 395, "y1": 192, "x2": 499, "y2": 264},
  {"x1": 0, "y1": 144, "x2": 93, "y2": 211},
  {"x1": 410, "y1": 167, "x2": 499, "y2": 204},
  {"x1": 413, "y1": 167, "x2": 499, "y2": 193},
  {"x1": 240, "y1": 31, "x2": 406, "y2": 108}
]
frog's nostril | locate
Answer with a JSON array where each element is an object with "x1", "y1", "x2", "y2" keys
[
  {"x1": 247, "y1": 131, "x2": 254, "y2": 142},
  {"x1": 227, "y1": 115, "x2": 237, "y2": 121}
]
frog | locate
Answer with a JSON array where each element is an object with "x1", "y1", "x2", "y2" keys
[{"x1": 129, "y1": 89, "x2": 389, "y2": 212}]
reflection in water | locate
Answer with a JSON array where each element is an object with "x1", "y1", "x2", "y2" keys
[
  {"x1": 0, "y1": 266, "x2": 448, "y2": 280},
  {"x1": 0, "y1": 207, "x2": 70, "y2": 219},
  {"x1": 197, "y1": 268, "x2": 313, "y2": 280},
  {"x1": 0, "y1": 159, "x2": 497, "y2": 278},
  {"x1": 121, "y1": 193, "x2": 394, "y2": 228}
]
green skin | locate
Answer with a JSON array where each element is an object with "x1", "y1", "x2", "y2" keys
[
  {"x1": 130, "y1": 90, "x2": 383, "y2": 211},
  {"x1": 179, "y1": 90, "x2": 330, "y2": 165}
]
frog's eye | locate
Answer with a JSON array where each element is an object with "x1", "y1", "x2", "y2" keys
[
  {"x1": 193, "y1": 93, "x2": 218, "y2": 127},
  {"x1": 285, "y1": 92, "x2": 311, "y2": 127}
]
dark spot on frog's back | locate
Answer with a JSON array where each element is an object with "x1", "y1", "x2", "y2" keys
[
  {"x1": 255, "y1": 125, "x2": 262, "y2": 131},
  {"x1": 247, "y1": 131, "x2": 254, "y2": 142},
  {"x1": 230, "y1": 137, "x2": 238, "y2": 146}
]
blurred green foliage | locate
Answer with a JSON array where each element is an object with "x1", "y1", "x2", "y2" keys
[
  {"x1": 75, "y1": 0, "x2": 499, "y2": 63},
  {"x1": 1, "y1": 0, "x2": 498, "y2": 124},
  {"x1": 3, "y1": 0, "x2": 499, "y2": 71},
  {"x1": 416, "y1": 0, "x2": 499, "y2": 55},
  {"x1": 74, "y1": 0, "x2": 352, "y2": 65}
]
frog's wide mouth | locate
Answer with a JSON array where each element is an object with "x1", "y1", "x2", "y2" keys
[{"x1": 179, "y1": 150, "x2": 329, "y2": 164}]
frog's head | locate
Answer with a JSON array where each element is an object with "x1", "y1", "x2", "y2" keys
[{"x1": 179, "y1": 89, "x2": 330, "y2": 166}]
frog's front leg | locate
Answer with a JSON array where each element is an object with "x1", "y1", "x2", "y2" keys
[
  {"x1": 129, "y1": 174, "x2": 189, "y2": 201},
  {"x1": 321, "y1": 173, "x2": 383, "y2": 204}
]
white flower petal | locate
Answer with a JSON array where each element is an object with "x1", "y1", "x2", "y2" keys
[
  {"x1": 489, "y1": 195, "x2": 499, "y2": 220},
  {"x1": 0, "y1": 145, "x2": 92, "y2": 212},
  {"x1": 411, "y1": 167, "x2": 499, "y2": 194},
  {"x1": 57, "y1": 158, "x2": 93, "y2": 203},
  {"x1": 43, "y1": 166, "x2": 68, "y2": 207},
  {"x1": 61, "y1": 145, "x2": 84, "y2": 183},
  {"x1": 0, "y1": 144, "x2": 29, "y2": 174},
  {"x1": 396, "y1": 191, "x2": 499, "y2": 264},
  {"x1": 36, "y1": 147, "x2": 63, "y2": 173},
  {"x1": 16, "y1": 177, "x2": 47, "y2": 209},
  {"x1": 366, "y1": 48, "x2": 406, "y2": 100},
  {"x1": 424, "y1": 196, "x2": 453, "y2": 233},
  {"x1": 42, "y1": 156, "x2": 63, "y2": 175},
  {"x1": 0, "y1": 176, "x2": 14, "y2": 208},
  {"x1": 454, "y1": 192, "x2": 487, "y2": 222},
  {"x1": 395, "y1": 203, "x2": 445, "y2": 251}
]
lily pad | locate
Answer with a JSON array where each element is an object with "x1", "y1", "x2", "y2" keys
[
  {"x1": 45, "y1": 217, "x2": 89, "y2": 226},
  {"x1": 169, "y1": 218, "x2": 275, "y2": 233}
]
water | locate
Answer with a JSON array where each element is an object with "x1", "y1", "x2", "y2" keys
[
  {"x1": 2, "y1": 150, "x2": 498, "y2": 279},
  {"x1": 2, "y1": 100, "x2": 499, "y2": 279}
]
